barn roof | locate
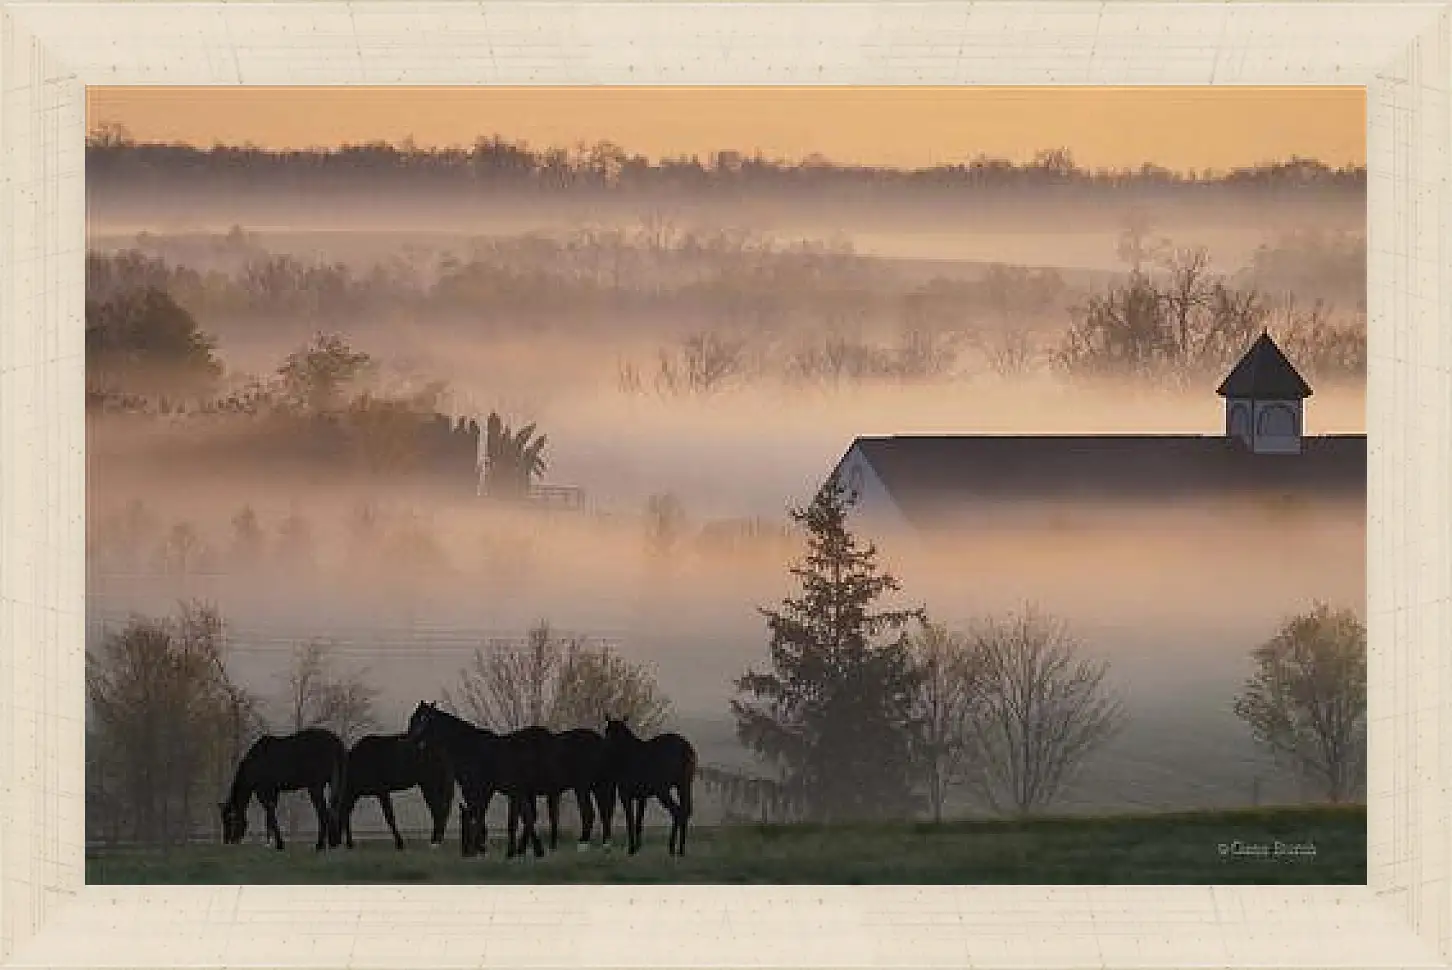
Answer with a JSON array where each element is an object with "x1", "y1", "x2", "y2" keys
[
  {"x1": 1216, "y1": 332, "x2": 1314, "y2": 399},
  {"x1": 841, "y1": 434, "x2": 1365, "y2": 529}
]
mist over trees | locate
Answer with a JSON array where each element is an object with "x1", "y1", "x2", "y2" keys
[
  {"x1": 960, "y1": 607, "x2": 1127, "y2": 816},
  {"x1": 279, "y1": 639, "x2": 381, "y2": 746},
  {"x1": 444, "y1": 619, "x2": 672, "y2": 733},
  {"x1": 732, "y1": 473, "x2": 926, "y2": 821},
  {"x1": 84, "y1": 219, "x2": 1367, "y2": 411},
  {"x1": 85, "y1": 287, "x2": 222, "y2": 406},
  {"x1": 84, "y1": 131, "x2": 1367, "y2": 837},
  {"x1": 1233, "y1": 604, "x2": 1367, "y2": 804},
  {"x1": 86, "y1": 602, "x2": 264, "y2": 844},
  {"x1": 729, "y1": 478, "x2": 1133, "y2": 824},
  {"x1": 1056, "y1": 245, "x2": 1366, "y2": 386}
]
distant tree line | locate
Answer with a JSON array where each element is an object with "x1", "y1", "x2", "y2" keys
[
  {"x1": 86, "y1": 224, "x2": 1367, "y2": 404},
  {"x1": 87, "y1": 128, "x2": 1366, "y2": 197}
]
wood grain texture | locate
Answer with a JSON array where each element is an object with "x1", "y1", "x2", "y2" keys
[{"x1": 0, "y1": 1, "x2": 1447, "y2": 967}]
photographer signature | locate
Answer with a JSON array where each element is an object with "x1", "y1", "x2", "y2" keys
[{"x1": 1217, "y1": 839, "x2": 1317, "y2": 860}]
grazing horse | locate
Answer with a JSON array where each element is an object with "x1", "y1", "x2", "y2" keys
[
  {"x1": 219, "y1": 727, "x2": 346, "y2": 852},
  {"x1": 334, "y1": 733, "x2": 454, "y2": 850},
  {"x1": 539, "y1": 728, "x2": 618, "y2": 851},
  {"x1": 603, "y1": 718, "x2": 697, "y2": 856},
  {"x1": 404, "y1": 702, "x2": 550, "y2": 858}
]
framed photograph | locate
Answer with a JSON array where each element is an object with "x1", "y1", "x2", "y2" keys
[{"x1": 2, "y1": 1, "x2": 1448, "y2": 968}]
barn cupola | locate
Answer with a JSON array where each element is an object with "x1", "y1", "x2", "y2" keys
[{"x1": 1215, "y1": 331, "x2": 1313, "y2": 455}]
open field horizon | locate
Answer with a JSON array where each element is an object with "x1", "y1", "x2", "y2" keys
[{"x1": 86, "y1": 805, "x2": 1367, "y2": 885}]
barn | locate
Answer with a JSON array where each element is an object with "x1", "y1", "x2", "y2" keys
[{"x1": 827, "y1": 332, "x2": 1367, "y2": 536}]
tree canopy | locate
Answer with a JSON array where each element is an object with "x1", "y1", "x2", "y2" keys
[{"x1": 731, "y1": 472, "x2": 925, "y2": 821}]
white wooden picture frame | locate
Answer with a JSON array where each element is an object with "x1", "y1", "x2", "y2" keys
[{"x1": 1, "y1": 1, "x2": 1447, "y2": 967}]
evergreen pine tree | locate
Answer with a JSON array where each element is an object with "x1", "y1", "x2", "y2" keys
[{"x1": 731, "y1": 471, "x2": 925, "y2": 821}]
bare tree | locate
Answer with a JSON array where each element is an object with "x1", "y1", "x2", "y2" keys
[
  {"x1": 655, "y1": 330, "x2": 748, "y2": 395},
  {"x1": 86, "y1": 601, "x2": 262, "y2": 844},
  {"x1": 976, "y1": 326, "x2": 1041, "y2": 379},
  {"x1": 155, "y1": 521, "x2": 211, "y2": 577},
  {"x1": 279, "y1": 639, "x2": 379, "y2": 746},
  {"x1": 963, "y1": 605, "x2": 1126, "y2": 816},
  {"x1": 229, "y1": 505, "x2": 266, "y2": 569},
  {"x1": 893, "y1": 326, "x2": 960, "y2": 381},
  {"x1": 1233, "y1": 603, "x2": 1367, "y2": 804},
  {"x1": 1057, "y1": 251, "x2": 1265, "y2": 386},
  {"x1": 1114, "y1": 208, "x2": 1169, "y2": 273},
  {"x1": 446, "y1": 620, "x2": 671, "y2": 733},
  {"x1": 1158, "y1": 246, "x2": 1215, "y2": 363},
  {"x1": 551, "y1": 643, "x2": 671, "y2": 734},
  {"x1": 447, "y1": 621, "x2": 564, "y2": 731},
  {"x1": 908, "y1": 620, "x2": 982, "y2": 823}
]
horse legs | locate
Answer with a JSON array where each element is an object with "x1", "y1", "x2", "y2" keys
[
  {"x1": 460, "y1": 802, "x2": 477, "y2": 858},
  {"x1": 505, "y1": 797, "x2": 520, "y2": 859},
  {"x1": 523, "y1": 795, "x2": 545, "y2": 858},
  {"x1": 336, "y1": 792, "x2": 357, "y2": 849},
  {"x1": 656, "y1": 792, "x2": 679, "y2": 856},
  {"x1": 378, "y1": 793, "x2": 405, "y2": 850},
  {"x1": 594, "y1": 783, "x2": 617, "y2": 848},
  {"x1": 677, "y1": 781, "x2": 692, "y2": 857},
  {"x1": 547, "y1": 792, "x2": 562, "y2": 852},
  {"x1": 574, "y1": 786, "x2": 596, "y2": 849},
  {"x1": 308, "y1": 785, "x2": 332, "y2": 851},
  {"x1": 261, "y1": 796, "x2": 285, "y2": 851},
  {"x1": 627, "y1": 795, "x2": 647, "y2": 855},
  {"x1": 425, "y1": 786, "x2": 451, "y2": 847},
  {"x1": 474, "y1": 790, "x2": 494, "y2": 857},
  {"x1": 659, "y1": 782, "x2": 692, "y2": 856}
]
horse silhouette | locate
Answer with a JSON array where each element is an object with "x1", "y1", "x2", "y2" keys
[
  {"x1": 219, "y1": 727, "x2": 345, "y2": 852},
  {"x1": 539, "y1": 727, "x2": 618, "y2": 851},
  {"x1": 604, "y1": 717, "x2": 697, "y2": 856},
  {"x1": 404, "y1": 701, "x2": 551, "y2": 858},
  {"x1": 334, "y1": 733, "x2": 454, "y2": 850}
]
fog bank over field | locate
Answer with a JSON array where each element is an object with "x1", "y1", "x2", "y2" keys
[
  {"x1": 89, "y1": 373, "x2": 1367, "y2": 521},
  {"x1": 85, "y1": 141, "x2": 1367, "y2": 816},
  {"x1": 87, "y1": 460, "x2": 1364, "y2": 814},
  {"x1": 88, "y1": 196, "x2": 1362, "y2": 277}
]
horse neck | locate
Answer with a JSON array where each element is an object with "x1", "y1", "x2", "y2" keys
[
  {"x1": 613, "y1": 728, "x2": 647, "y2": 755},
  {"x1": 225, "y1": 760, "x2": 254, "y2": 809},
  {"x1": 432, "y1": 712, "x2": 487, "y2": 754}
]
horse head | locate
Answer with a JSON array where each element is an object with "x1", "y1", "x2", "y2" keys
[
  {"x1": 603, "y1": 715, "x2": 635, "y2": 744},
  {"x1": 406, "y1": 701, "x2": 440, "y2": 745},
  {"x1": 218, "y1": 800, "x2": 247, "y2": 844}
]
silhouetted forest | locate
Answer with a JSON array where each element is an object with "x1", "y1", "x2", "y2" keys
[{"x1": 87, "y1": 127, "x2": 1365, "y2": 196}]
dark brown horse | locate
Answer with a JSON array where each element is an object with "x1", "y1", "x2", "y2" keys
[
  {"x1": 604, "y1": 718, "x2": 696, "y2": 856},
  {"x1": 405, "y1": 702, "x2": 554, "y2": 858},
  {"x1": 537, "y1": 727, "x2": 618, "y2": 852},
  {"x1": 219, "y1": 727, "x2": 346, "y2": 851},
  {"x1": 334, "y1": 733, "x2": 454, "y2": 850}
]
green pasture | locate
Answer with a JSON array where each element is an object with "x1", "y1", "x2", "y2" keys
[{"x1": 87, "y1": 804, "x2": 1364, "y2": 885}]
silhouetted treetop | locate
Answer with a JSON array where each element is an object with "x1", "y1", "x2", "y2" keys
[{"x1": 85, "y1": 130, "x2": 1366, "y2": 196}]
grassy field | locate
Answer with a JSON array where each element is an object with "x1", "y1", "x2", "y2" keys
[{"x1": 88, "y1": 805, "x2": 1363, "y2": 885}]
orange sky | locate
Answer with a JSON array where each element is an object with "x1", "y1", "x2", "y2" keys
[{"x1": 87, "y1": 86, "x2": 1364, "y2": 172}]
